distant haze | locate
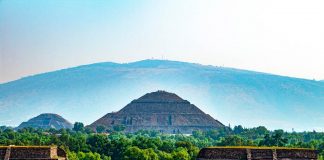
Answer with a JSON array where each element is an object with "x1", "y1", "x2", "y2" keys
[
  {"x1": 1, "y1": 0, "x2": 324, "y2": 83},
  {"x1": 1, "y1": 60, "x2": 324, "y2": 131}
]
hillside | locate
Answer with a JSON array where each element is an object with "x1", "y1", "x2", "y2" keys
[
  {"x1": 0, "y1": 60, "x2": 324, "y2": 131},
  {"x1": 88, "y1": 91, "x2": 224, "y2": 134}
]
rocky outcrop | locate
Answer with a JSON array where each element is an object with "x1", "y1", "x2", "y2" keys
[
  {"x1": 16, "y1": 113, "x2": 73, "y2": 130},
  {"x1": 88, "y1": 91, "x2": 224, "y2": 134}
]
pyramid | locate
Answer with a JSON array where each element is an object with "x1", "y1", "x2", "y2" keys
[
  {"x1": 16, "y1": 113, "x2": 73, "y2": 130},
  {"x1": 88, "y1": 91, "x2": 224, "y2": 134}
]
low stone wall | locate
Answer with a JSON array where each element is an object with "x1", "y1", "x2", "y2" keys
[
  {"x1": 0, "y1": 148, "x2": 6, "y2": 158},
  {"x1": 10, "y1": 147, "x2": 52, "y2": 159},
  {"x1": 197, "y1": 147, "x2": 317, "y2": 160},
  {"x1": 0, "y1": 146, "x2": 67, "y2": 160}
]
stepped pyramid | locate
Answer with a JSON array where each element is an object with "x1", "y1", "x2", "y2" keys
[
  {"x1": 16, "y1": 113, "x2": 73, "y2": 130},
  {"x1": 88, "y1": 91, "x2": 224, "y2": 134}
]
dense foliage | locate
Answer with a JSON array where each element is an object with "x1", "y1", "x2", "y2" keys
[{"x1": 1, "y1": 124, "x2": 324, "y2": 160}]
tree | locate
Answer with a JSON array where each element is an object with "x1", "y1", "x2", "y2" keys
[
  {"x1": 259, "y1": 133, "x2": 272, "y2": 146},
  {"x1": 96, "y1": 125, "x2": 106, "y2": 133},
  {"x1": 233, "y1": 125, "x2": 244, "y2": 134},
  {"x1": 272, "y1": 130, "x2": 288, "y2": 146},
  {"x1": 132, "y1": 136, "x2": 162, "y2": 150},
  {"x1": 101, "y1": 155, "x2": 112, "y2": 160},
  {"x1": 192, "y1": 130, "x2": 203, "y2": 139},
  {"x1": 172, "y1": 147, "x2": 190, "y2": 160},
  {"x1": 67, "y1": 151, "x2": 78, "y2": 160},
  {"x1": 86, "y1": 134, "x2": 110, "y2": 155},
  {"x1": 175, "y1": 141, "x2": 199, "y2": 160},
  {"x1": 218, "y1": 135, "x2": 243, "y2": 146},
  {"x1": 124, "y1": 146, "x2": 158, "y2": 160},
  {"x1": 109, "y1": 136, "x2": 132, "y2": 158},
  {"x1": 73, "y1": 122, "x2": 85, "y2": 132},
  {"x1": 259, "y1": 130, "x2": 288, "y2": 147},
  {"x1": 113, "y1": 125, "x2": 126, "y2": 132},
  {"x1": 0, "y1": 126, "x2": 8, "y2": 132},
  {"x1": 2, "y1": 124, "x2": 324, "y2": 160},
  {"x1": 85, "y1": 127, "x2": 94, "y2": 134},
  {"x1": 143, "y1": 148, "x2": 159, "y2": 160},
  {"x1": 126, "y1": 146, "x2": 144, "y2": 159},
  {"x1": 160, "y1": 140, "x2": 175, "y2": 152},
  {"x1": 77, "y1": 151, "x2": 101, "y2": 160},
  {"x1": 254, "y1": 126, "x2": 268, "y2": 135},
  {"x1": 158, "y1": 151, "x2": 173, "y2": 160},
  {"x1": 69, "y1": 151, "x2": 102, "y2": 160}
]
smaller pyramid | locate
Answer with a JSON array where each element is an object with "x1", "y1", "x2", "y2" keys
[{"x1": 16, "y1": 113, "x2": 73, "y2": 130}]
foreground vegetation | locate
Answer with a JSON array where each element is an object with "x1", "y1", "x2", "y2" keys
[{"x1": 1, "y1": 124, "x2": 324, "y2": 160}]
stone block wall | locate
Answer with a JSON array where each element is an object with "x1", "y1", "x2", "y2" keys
[
  {"x1": 197, "y1": 147, "x2": 317, "y2": 160},
  {"x1": 0, "y1": 146, "x2": 67, "y2": 160},
  {"x1": 0, "y1": 148, "x2": 6, "y2": 159}
]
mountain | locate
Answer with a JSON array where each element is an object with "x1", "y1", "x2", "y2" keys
[
  {"x1": 16, "y1": 113, "x2": 73, "y2": 130},
  {"x1": 0, "y1": 60, "x2": 324, "y2": 131},
  {"x1": 88, "y1": 91, "x2": 224, "y2": 134}
]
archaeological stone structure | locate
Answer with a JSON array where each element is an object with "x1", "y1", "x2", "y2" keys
[
  {"x1": 16, "y1": 113, "x2": 73, "y2": 130},
  {"x1": 88, "y1": 90, "x2": 224, "y2": 134},
  {"x1": 0, "y1": 146, "x2": 67, "y2": 160},
  {"x1": 197, "y1": 147, "x2": 317, "y2": 160}
]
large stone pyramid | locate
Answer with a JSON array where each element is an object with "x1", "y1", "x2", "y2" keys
[{"x1": 88, "y1": 91, "x2": 224, "y2": 134}]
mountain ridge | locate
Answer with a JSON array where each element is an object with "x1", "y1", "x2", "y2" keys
[
  {"x1": 0, "y1": 60, "x2": 323, "y2": 131},
  {"x1": 2, "y1": 59, "x2": 310, "y2": 85}
]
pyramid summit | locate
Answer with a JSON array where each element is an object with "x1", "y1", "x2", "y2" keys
[
  {"x1": 88, "y1": 91, "x2": 224, "y2": 134},
  {"x1": 133, "y1": 90, "x2": 185, "y2": 102}
]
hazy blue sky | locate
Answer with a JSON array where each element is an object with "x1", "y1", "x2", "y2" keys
[{"x1": 1, "y1": 0, "x2": 324, "y2": 83}]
